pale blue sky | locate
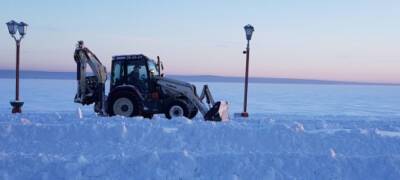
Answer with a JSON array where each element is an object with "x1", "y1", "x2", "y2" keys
[{"x1": 1, "y1": 0, "x2": 400, "y2": 83}]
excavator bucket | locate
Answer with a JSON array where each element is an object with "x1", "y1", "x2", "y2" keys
[{"x1": 204, "y1": 101, "x2": 229, "y2": 121}]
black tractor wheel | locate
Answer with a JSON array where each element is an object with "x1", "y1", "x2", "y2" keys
[
  {"x1": 165, "y1": 100, "x2": 190, "y2": 119},
  {"x1": 108, "y1": 91, "x2": 141, "y2": 117}
]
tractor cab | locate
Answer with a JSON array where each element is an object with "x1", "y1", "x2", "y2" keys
[{"x1": 110, "y1": 54, "x2": 161, "y2": 95}]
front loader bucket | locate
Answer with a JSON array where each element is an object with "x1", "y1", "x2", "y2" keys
[{"x1": 204, "y1": 101, "x2": 229, "y2": 121}]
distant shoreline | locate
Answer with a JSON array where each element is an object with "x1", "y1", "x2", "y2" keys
[{"x1": 0, "y1": 69, "x2": 398, "y2": 86}]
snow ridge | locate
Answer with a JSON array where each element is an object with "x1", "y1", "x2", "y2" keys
[{"x1": 1, "y1": 113, "x2": 400, "y2": 179}]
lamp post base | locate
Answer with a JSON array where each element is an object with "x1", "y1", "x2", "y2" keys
[
  {"x1": 234, "y1": 112, "x2": 249, "y2": 118},
  {"x1": 10, "y1": 101, "x2": 23, "y2": 113}
]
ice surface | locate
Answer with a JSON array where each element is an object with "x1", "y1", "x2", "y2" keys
[
  {"x1": 0, "y1": 79, "x2": 400, "y2": 179},
  {"x1": 1, "y1": 79, "x2": 400, "y2": 116}
]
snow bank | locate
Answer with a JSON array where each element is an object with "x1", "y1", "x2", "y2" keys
[{"x1": 1, "y1": 113, "x2": 400, "y2": 179}]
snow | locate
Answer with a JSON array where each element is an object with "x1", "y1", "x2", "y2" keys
[
  {"x1": 375, "y1": 129, "x2": 400, "y2": 138},
  {"x1": 330, "y1": 148, "x2": 337, "y2": 159},
  {"x1": 0, "y1": 79, "x2": 400, "y2": 179}
]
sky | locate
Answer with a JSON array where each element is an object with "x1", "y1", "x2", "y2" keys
[{"x1": 1, "y1": 0, "x2": 400, "y2": 83}]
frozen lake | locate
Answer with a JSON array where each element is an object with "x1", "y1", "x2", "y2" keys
[{"x1": 0, "y1": 78, "x2": 399, "y2": 117}]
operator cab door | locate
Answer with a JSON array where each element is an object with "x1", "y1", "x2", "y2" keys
[
  {"x1": 126, "y1": 60, "x2": 149, "y2": 94},
  {"x1": 147, "y1": 60, "x2": 160, "y2": 92}
]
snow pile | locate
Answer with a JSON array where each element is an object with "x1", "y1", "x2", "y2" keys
[{"x1": 1, "y1": 113, "x2": 400, "y2": 179}]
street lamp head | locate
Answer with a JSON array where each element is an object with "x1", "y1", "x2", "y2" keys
[
  {"x1": 244, "y1": 24, "x2": 254, "y2": 41},
  {"x1": 17, "y1": 22, "x2": 28, "y2": 36},
  {"x1": 6, "y1": 20, "x2": 18, "y2": 35}
]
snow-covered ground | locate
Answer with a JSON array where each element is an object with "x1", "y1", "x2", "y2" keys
[{"x1": 1, "y1": 79, "x2": 400, "y2": 179}]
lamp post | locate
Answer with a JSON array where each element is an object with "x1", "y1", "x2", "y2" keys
[
  {"x1": 6, "y1": 20, "x2": 28, "y2": 113},
  {"x1": 240, "y1": 24, "x2": 254, "y2": 117}
]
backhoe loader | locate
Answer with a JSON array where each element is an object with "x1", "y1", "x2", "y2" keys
[{"x1": 74, "y1": 41, "x2": 228, "y2": 121}]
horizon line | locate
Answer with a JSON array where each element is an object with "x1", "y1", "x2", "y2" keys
[{"x1": 0, "y1": 69, "x2": 399, "y2": 86}]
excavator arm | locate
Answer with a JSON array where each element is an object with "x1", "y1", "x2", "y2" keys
[{"x1": 74, "y1": 41, "x2": 107, "y2": 114}]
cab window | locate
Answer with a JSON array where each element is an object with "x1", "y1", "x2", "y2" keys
[
  {"x1": 126, "y1": 61, "x2": 148, "y2": 93},
  {"x1": 147, "y1": 61, "x2": 159, "y2": 77},
  {"x1": 111, "y1": 61, "x2": 124, "y2": 87}
]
